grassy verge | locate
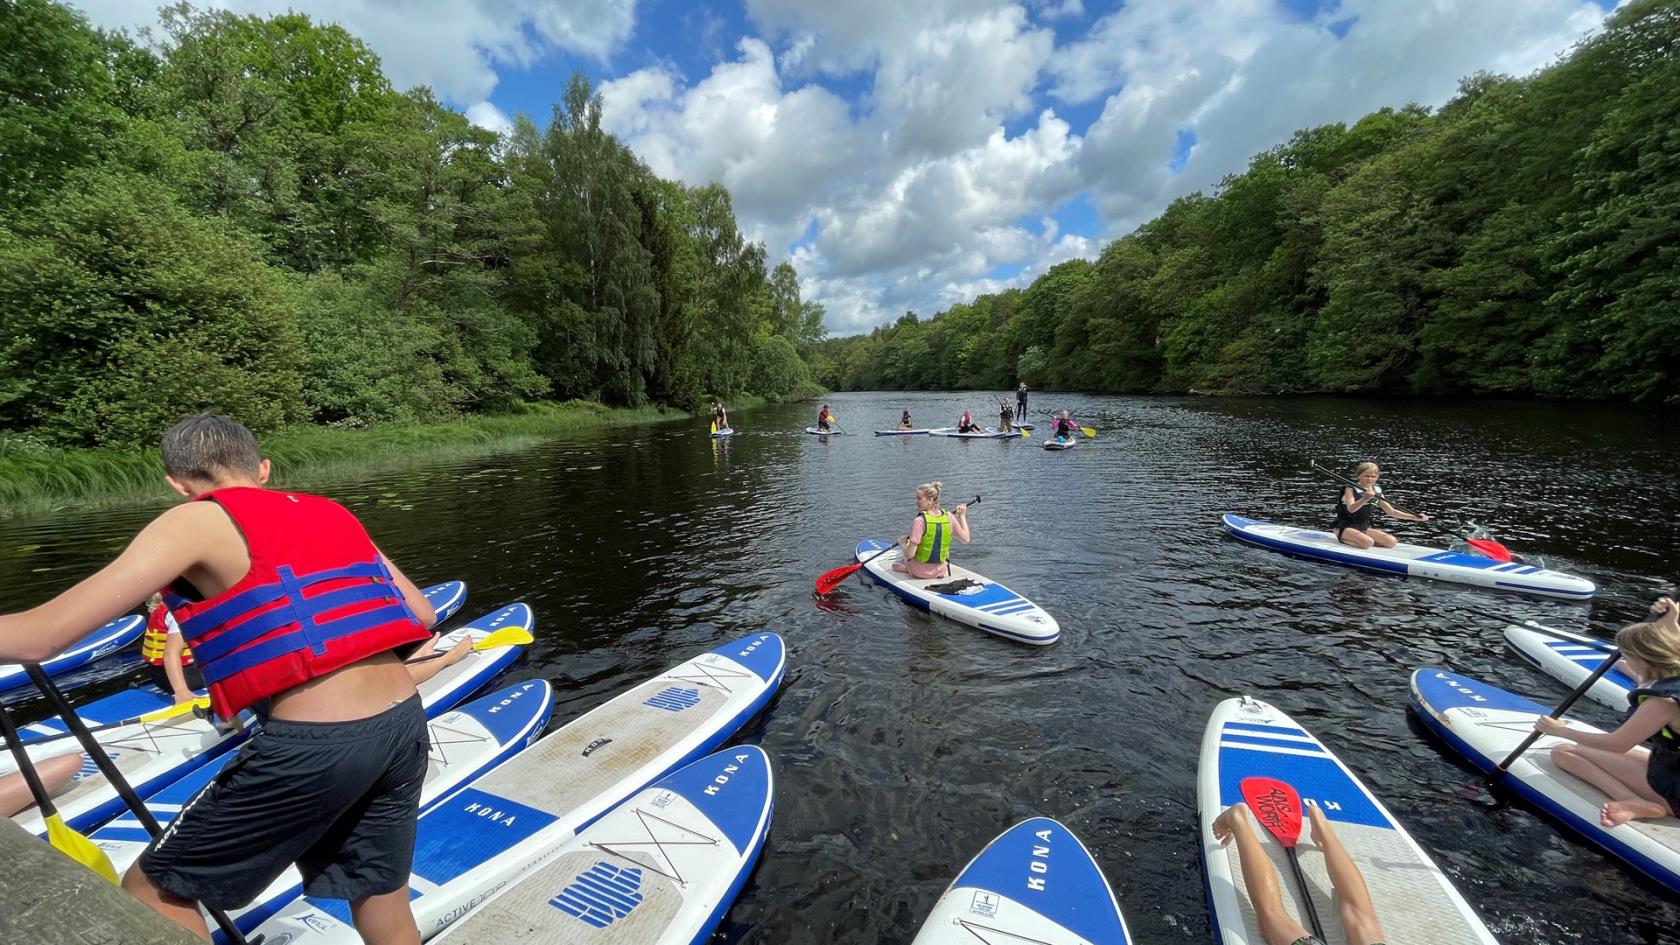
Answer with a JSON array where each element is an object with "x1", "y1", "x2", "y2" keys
[{"x1": 0, "y1": 400, "x2": 686, "y2": 518}]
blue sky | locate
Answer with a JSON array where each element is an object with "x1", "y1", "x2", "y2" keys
[{"x1": 74, "y1": 0, "x2": 1621, "y2": 334}]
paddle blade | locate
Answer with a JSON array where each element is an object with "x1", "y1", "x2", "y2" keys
[
  {"x1": 137, "y1": 698, "x2": 209, "y2": 725},
  {"x1": 472, "y1": 626, "x2": 533, "y2": 650},
  {"x1": 814, "y1": 562, "x2": 864, "y2": 597},
  {"x1": 46, "y1": 814, "x2": 120, "y2": 884},
  {"x1": 1240, "y1": 776, "x2": 1304, "y2": 848},
  {"x1": 1081, "y1": 426, "x2": 1097, "y2": 438},
  {"x1": 1465, "y1": 537, "x2": 1513, "y2": 563},
  {"x1": 710, "y1": 421, "x2": 717, "y2": 434}
]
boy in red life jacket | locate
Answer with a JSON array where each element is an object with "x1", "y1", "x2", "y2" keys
[{"x1": 0, "y1": 414, "x2": 437, "y2": 945}]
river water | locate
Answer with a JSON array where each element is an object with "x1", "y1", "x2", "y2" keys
[{"x1": 2, "y1": 392, "x2": 1677, "y2": 944}]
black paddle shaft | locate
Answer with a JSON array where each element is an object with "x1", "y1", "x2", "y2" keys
[
  {"x1": 25, "y1": 664, "x2": 262, "y2": 945},
  {"x1": 1283, "y1": 847, "x2": 1327, "y2": 942},
  {"x1": 0, "y1": 702, "x2": 60, "y2": 816},
  {"x1": 1497, "y1": 647, "x2": 1624, "y2": 772}
]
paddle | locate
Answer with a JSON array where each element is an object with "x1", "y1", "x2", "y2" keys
[
  {"x1": 813, "y1": 496, "x2": 981, "y2": 597},
  {"x1": 1239, "y1": 777, "x2": 1326, "y2": 943},
  {"x1": 710, "y1": 420, "x2": 718, "y2": 435},
  {"x1": 15, "y1": 697, "x2": 211, "y2": 749},
  {"x1": 0, "y1": 703, "x2": 118, "y2": 883},
  {"x1": 403, "y1": 625, "x2": 533, "y2": 665},
  {"x1": 1310, "y1": 460, "x2": 1515, "y2": 563},
  {"x1": 1497, "y1": 645, "x2": 1624, "y2": 772},
  {"x1": 22, "y1": 664, "x2": 260, "y2": 945}
]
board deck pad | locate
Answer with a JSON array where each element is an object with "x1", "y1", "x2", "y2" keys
[
  {"x1": 856, "y1": 539, "x2": 1059, "y2": 645},
  {"x1": 1410, "y1": 668, "x2": 1680, "y2": 893},
  {"x1": 1200, "y1": 697, "x2": 1497, "y2": 945},
  {"x1": 912, "y1": 817, "x2": 1129, "y2": 945},
  {"x1": 435, "y1": 746, "x2": 773, "y2": 944},
  {"x1": 1221, "y1": 513, "x2": 1595, "y2": 600},
  {"x1": 250, "y1": 631, "x2": 786, "y2": 944},
  {"x1": 1503, "y1": 623, "x2": 1632, "y2": 709}
]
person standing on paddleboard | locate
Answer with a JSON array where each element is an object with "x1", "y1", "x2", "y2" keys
[
  {"x1": 817, "y1": 404, "x2": 835, "y2": 432},
  {"x1": 0, "y1": 413, "x2": 438, "y2": 945},
  {"x1": 1016, "y1": 381, "x2": 1028, "y2": 419},
  {"x1": 893, "y1": 481, "x2": 971, "y2": 580},
  {"x1": 1331, "y1": 462, "x2": 1430, "y2": 549},
  {"x1": 1535, "y1": 597, "x2": 1680, "y2": 827},
  {"x1": 711, "y1": 401, "x2": 729, "y2": 432},
  {"x1": 997, "y1": 400, "x2": 1014, "y2": 434},
  {"x1": 1211, "y1": 802, "x2": 1389, "y2": 945}
]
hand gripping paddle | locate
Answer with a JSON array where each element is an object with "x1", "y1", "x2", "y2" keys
[
  {"x1": 813, "y1": 496, "x2": 981, "y2": 597},
  {"x1": 1240, "y1": 776, "x2": 1326, "y2": 943}
]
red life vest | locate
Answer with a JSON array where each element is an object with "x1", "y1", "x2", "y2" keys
[
  {"x1": 140, "y1": 603, "x2": 194, "y2": 667},
  {"x1": 163, "y1": 487, "x2": 429, "y2": 719}
]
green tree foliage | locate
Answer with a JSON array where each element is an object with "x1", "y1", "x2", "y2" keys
[
  {"x1": 0, "y1": 3, "x2": 827, "y2": 448},
  {"x1": 822, "y1": 0, "x2": 1680, "y2": 403}
]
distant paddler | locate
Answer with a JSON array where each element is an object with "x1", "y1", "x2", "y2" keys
[
  {"x1": 955, "y1": 409, "x2": 982, "y2": 434},
  {"x1": 896, "y1": 409, "x2": 915, "y2": 431},
  {"x1": 710, "y1": 400, "x2": 729, "y2": 434}
]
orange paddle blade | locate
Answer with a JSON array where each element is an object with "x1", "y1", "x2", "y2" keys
[
  {"x1": 1465, "y1": 537, "x2": 1513, "y2": 562},
  {"x1": 1240, "y1": 776, "x2": 1304, "y2": 848},
  {"x1": 814, "y1": 562, "x2": 863, "y2": 597}
]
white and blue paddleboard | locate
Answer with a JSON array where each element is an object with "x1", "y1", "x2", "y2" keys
[
  {"x1": 929, "y1": 427, "x2": 1016, "y2": 439},
  {"x1": 0, "y1": 614, "x2": 144, "y2": 695},
  {"x1": 1409, "y1": 668, "x2": 1680, "y2": 894},
  {"x1": 875, "y1": 429, "x2": 934, "y2": 436},
  {"x1": 1042, "y1": 436, "x2": 1078, "y2": 451},
  {"x1": 855, "y1": 539, "x2": 1059, "y2": 645},
  {"x1": 252, "y1": 631, "x2": 787, "y2": 944},
  {"x1": 806, "y1": 426, "x2": 843, "y2": 436},
  {"x1": 711, "y1": 427, "x2": 733, "y2": 438},
  {"x1": 1504, "y1": 622, "x2": 1632, "y2": 710},
  {"x1": 434, "y1": 745, "x2": 774, "y2": 944},
  {"x1": 1221, "y1": 514, "x2": 1596, "y2": 600},
  {"x1": 424, "y1": 580, "x2": 470, "y2": 625},
  {"x1": 912, "y1": 817, "x2": 1129, "y2": 945},
  {"x1": 5, "y1": 599, "x2": 529, "y2": 838},
  {"x1": 1200, "y1": 696, "x2": 1497, "y2": 944},
  {"x1": 90, "y1": 679, "x2": 553, "y2": 940}
]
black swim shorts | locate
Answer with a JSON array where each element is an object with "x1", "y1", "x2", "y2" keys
[{"x1": 138, "y1": 693, "x2": 428, "y2": 910}]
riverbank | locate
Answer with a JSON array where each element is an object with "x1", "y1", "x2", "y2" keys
[{"x1": 0, "y1": 400, "x2": 694, "y2": 518}]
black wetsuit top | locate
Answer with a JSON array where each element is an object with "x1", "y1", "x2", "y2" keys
[
  {"x1": 1630, "y1": 677, "x2": 1680, "y2": 810},
  {"x1": 1331, "y1": 487, "x2": 1377, "y2": 533}
]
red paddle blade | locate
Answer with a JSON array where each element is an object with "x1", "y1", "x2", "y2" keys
[
  {"x1": 1240, "y1": 777, "x2": 1304, "y2": 848},
  {"x1": 814, "y1": 562, "x2": 863, "y2": 597},
  {"x1": 1464, "y1": 537, "x2": 1513, "y2": 563}
]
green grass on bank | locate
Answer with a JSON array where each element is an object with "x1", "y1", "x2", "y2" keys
[{"x1": 0, "y1": 400, "x2": 688, "y2": 518}]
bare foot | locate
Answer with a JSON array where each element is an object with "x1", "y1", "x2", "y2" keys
[
  {"x1": 1212, "y1": 803, "x2": 1250, "y2": 846},
  {"x1": 1601, "y1": 799, "x2": 1671, "y2": 827},
  {"x1": 1306, "y1": 803, "x2": 1328, "y2": 844}
]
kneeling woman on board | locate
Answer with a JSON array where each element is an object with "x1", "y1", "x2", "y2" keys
[
  {"x1": 1537, "y1": 597, "x2": 1680, "y2": 827},
  {"x1": 893, "y1": 481, "x2": 971, "y2": 579},
  {"x1": 1332, "y1": 461, "x2": 1429, "y2": 549},
  {"x1": 896, "y1": 409, "x2": 915, "y2": 430}
]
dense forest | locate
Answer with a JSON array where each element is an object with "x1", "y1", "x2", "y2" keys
[
  {"x1": 0, "y1": 0, "x2": 827, "y2": 450},
  {"x1": 814, "y1": 0, "x2": 1679, "y2": 405}
]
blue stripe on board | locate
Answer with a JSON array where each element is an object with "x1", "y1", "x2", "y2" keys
[
  {"x1": 1218, "y1": 732, "x2": 1330, "y2": 755},
  {"x1": 1222, "y1": 721, "x2": 1309, "y2": 739},
  {"x1": 1218, "y1": 743, "x2": 1389, "y2": 829}
]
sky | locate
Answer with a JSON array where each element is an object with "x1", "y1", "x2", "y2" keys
[{"x1": 69, "y1": 0, "x2": 1622, "y2": 336}]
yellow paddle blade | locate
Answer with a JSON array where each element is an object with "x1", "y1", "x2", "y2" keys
[
  {"x1": 137, "y1": 698, "x2": 209, "y2": 725},
  {"x1": 1081, "y1": 426, "x2": 1097, "y2": 438},
  {"x1": 710, "y1": 421, "x2": 717, "y2": 434},
  {"x1": 472, "y1": 626, "x2": 533, "y2": 650},
  {"x1": 1018, "y1": 428, "x2": 1030, "y2": 438},
  {"x1": 46, "y1": 814, "x2": 119, "y2": 884}
]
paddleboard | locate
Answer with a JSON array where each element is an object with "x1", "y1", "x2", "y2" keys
[
  {"x1": 424, "y1": 580, "x2": 470, "y2": 625},
  {"x1": 711, "y1": 427, "x2": 733, "y2": 438},
  {"x1": 5, "y1": 600, "x2": 533, "y2": 836},
  {"x1": 875, "y1": 429, "x2": 933, "y2": 436},
  {"x1": 1042, "y1": 436, "x2": 1078, "y2": 451},
  {"x1": 806, "y1": 427, "x2": 843, "y2": 436},
  {"x1": 1017, "y1": 423, "x2": 1035, "y2": 431},
  {"x1": 433, "y1": 745, "x2": 774, "y2": 945},
  {"x1": 251, "y1": 631, "x2": 787, "y2": 944},
  {"x1": 854, "y1": 539, "x2": 1058, "y2": 645},
  {"x1": 1409, "y1": 667, "x2": 1680, "y2": 894},
  {"x1": 1504, "y1": 622, "x2": 1632, "y2": 710},
  {"x1": 0, "y1": 614, "x2": 144, "y2": 695},
  {"x1": 1220, "y1": 514, "x2": 1596, "y2": 600},
  {"x1": 91, "y1": 679, "x2": 553, "y2": 939},
  {"x1": 1199, "y1": 696, "x2": 1497, "y2": 944},
  {"x1": 912, "y1": 817, "x2": 1130, "y2": 945},
  {"x1": 929, "y1": 427, "x2": 1017, "y2": 439}
]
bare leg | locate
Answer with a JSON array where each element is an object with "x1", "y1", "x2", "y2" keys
[
  {"x1": 1307, "y1": 805, "x2": 1387, "y2": 945},
  {"x1": 1212, "y1": 804, "x2": 1310, "y2": 945},
  {"x1": 122, "y1": 866, "x2": 211, "y2": 941},
  {"x1": 0, "y1": 752, "x2": 84, "y2": 817},
  {"x1": 1551, "y1": 744, "x2": 1673, "y2": 825},
  {"x1": 1338, "y1": 528, "x2": 1375, "y2": 550},
  {"x1": 1366, "y1": 528, "x2": 1398, "y2": 548},
  {"x1": 350, "y1": 887, "x2": 421, "y2": 945}
]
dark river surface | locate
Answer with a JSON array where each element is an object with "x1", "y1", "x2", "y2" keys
[{"x1": 3, "y1": 392, "x2": 1678, "y2": 944}]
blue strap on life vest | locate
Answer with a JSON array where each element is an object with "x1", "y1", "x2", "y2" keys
[{"x1": 178, "y1": 560, "x2": 417, "y2": 686}]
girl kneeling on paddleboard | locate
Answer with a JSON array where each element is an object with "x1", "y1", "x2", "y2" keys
[
  {"x1": 894, "y1": 481, "x2": 971, "y2": 579},
  {"x1": 897, "y1": 410, "x2": 914, "y2": 430},
  {"x1": 1536, "y1": 598, "x2": 1680, "y2": 826},
  {"x1": 1331, "y1": 462, "x2": 1429, "y2": 549}
]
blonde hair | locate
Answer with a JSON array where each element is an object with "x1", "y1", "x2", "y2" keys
[
  {"x1": 1353, "y1": 462, "x2": 1379, "y2": 477},
  {"x1": 917, "y1": 481, "x2": 944, "y2": 505},
  {"x1": 1617, "y1": 620, "x2": 1680, "y2": 681}
]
